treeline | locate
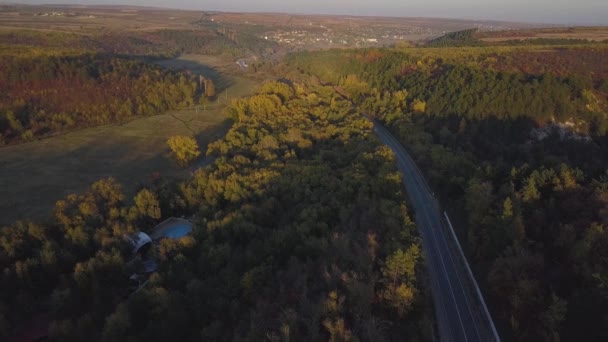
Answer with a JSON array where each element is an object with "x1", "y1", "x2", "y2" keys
[
  {"x1": 0, "y1": 28, "x2": 277, "y2": 58},
  {"x1": 280, "y1": 47, "x2": 608, "y2": 341},
  {"x1": 0, "y1": 54, "x2": 198, "y2": 144},
  {"x1": 425, "y1": 29, "x2": 605, "y2": 48},
  {"x1": 284, "y1": 49, "x2": 408, "y2": 88},
  {"x1": 0, "y1": 30, "x2": 170, "y2": 57},
  {"x1": 425, "y1": 29, "x2": 483, "y2": 47},
  {"x1": 0, "y1": 81, "x2": 431, "y2": 341}
]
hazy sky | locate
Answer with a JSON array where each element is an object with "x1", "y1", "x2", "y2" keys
[{"x1": 11, "y1": 0, "x2": 608, "y2": 25}]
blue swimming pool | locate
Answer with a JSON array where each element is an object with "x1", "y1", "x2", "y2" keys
[{"x1": 162, "y1": 224, "x2": 192, "y2": 239}]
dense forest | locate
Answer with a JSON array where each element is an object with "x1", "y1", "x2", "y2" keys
[
  {"x1": 0, "y1": 81, "x2": 431, "y2": 341},
  {"x1": 284, "y1": 47, "x2": 608, "y2": 133},
  {"x1": 398, "y1": 65, "x2": 607, "y2": 134},
  {"x1": 279, "y1": 47, "x2": 608, "y2": 341},
  {"x1": 0, "y1": 53, "x2": 198, "y2": 144}
]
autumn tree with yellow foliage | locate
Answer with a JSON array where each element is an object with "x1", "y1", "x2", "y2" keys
[{"x1": 167, "y1": 135, "x2": 201, "y2": 167}]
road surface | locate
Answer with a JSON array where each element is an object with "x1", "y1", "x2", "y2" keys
[{"x1": 373, "y1": 121, "x2": 499, "y2": 342}]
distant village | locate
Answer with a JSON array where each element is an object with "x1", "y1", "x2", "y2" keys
[
  {"x1": 259, "y1": 21, "x2": 513, "y2": 48},
  {"x1": 33, "y1": 11, "x2": 97, "y2": 18}
]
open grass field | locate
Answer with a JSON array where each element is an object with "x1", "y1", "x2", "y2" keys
[{"x1": 0, "y1": 55, "x2": 260, "y2": 225}]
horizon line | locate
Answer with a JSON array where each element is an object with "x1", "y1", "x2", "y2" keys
[{"x1": 4, "y1": 2, "x2": 608, "y2": 27}]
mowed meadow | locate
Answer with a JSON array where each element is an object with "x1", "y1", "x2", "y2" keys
[{"x1": 0, "y1": 55, "x2": 259, "y2": 224}]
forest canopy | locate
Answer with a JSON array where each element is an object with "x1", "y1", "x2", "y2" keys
[
  {"x1": 1, "y1": 16, "x2": 608, "y2": 341},
  {"x1": 279, "y1": 46, "x2": 608, "y2": 341},
  {"x1": 0, "y1": 81, "x2": 431, "y2": 341}
]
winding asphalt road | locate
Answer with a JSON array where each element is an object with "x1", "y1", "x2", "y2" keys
[{"x1": 373, "y1": 121, "x2": 499, "y2": 342}]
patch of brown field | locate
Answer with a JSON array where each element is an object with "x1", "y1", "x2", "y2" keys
[
  {"x1": 479, "y1": 27, "x2": 608, "y2": 42},
  {"x1": 0, "y1": 6, "x2": 201, "y2": 34},
  {"x1": 491, "y1": 47, "x2": 608, "y2": 80},
  {"x1": 0, "y1": 25, "x2": 91, "y2": 35}
]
